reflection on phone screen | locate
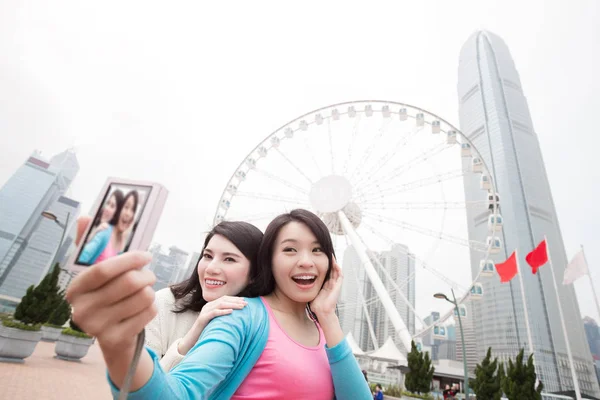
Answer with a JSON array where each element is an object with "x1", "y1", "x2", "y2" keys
[{"x1": 76, "y1": 183, "x2": 151, "y2": 266}]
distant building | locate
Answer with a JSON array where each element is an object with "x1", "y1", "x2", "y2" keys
[
  {"x1": 150, "y1": 245, "x2": 189, "y2": 291},
  {"x1": 0, "y1": 149, "x2": 79, "y2": 310}
]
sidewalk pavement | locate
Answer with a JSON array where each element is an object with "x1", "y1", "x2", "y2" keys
[{"x1": 0, "y1": 340, "x2": 112, "y2": 399}]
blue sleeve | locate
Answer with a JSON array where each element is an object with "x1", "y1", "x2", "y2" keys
[
  {"x1": 108, "y1": 312, "x2": 247, "y2": 399},
  {"x1": 376, "y1": 392, "x2": 383, "y2": 400},
  {"x1": 78, "y1": 229, "x2": 109, "y2": 264},
  {"x1": 326, "y1": 338, "x2": 372, "y2": 400}
]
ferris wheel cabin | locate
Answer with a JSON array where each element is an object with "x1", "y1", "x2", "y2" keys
[
  {"x1": 480, "y1": 260, "x2": 495, "y2": 277},
  {"x1": 470, "y1": 283, "x2": 484, "y2": 299},
  {"x1": 480, "y1": 174, "x2": 492, "y2": 190},
  {"x1": 433, "y1": 325, "x2": 447, "y2": 340},
  {"x1": 453, "y1": 304, "x2": 468, "y2": 319},
  {"x1": 488, "y1": 214, "x2": 503, "y2": 231},
  {"x1": 416, "y1": 113, "x2": 425, "y2": 127},
  {"x1": 432, "y1": 120, "x2": 441, "y2": 133},
  {"x1": 447, "y1": 130, "x2": 457, "y2": 144},
  {"x1": 486, "y1": 236, "x2": 502, "y2": 254},
  {"x1": 471, "y1": 157, "x2": 483, "y2": 173},
  {"x1": 461, "y1": 143, "x2": 472, "y2": 157}
]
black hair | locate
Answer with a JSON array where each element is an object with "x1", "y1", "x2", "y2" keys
[
  {"x1": 170, "y1": 221, "x2": 263, "y2": 313},
  {"x1": 248, "y1": 209, "x2": 334, "y2": 301},
  {"x1": 94, "y1": 189, "x2": 125, "y2": 227},
  {"x1": 114, "y1": 189, "x2": 139, "y2": 229}
]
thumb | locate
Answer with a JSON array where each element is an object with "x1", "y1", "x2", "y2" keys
[{"x1": 75, "y1": 217, "x2": 93, "y2": 245}]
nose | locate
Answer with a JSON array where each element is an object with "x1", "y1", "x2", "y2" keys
[
  {"x1": 297, "y1": 250, "x2": 315, "y2": 268},
  {"x1": 205, "y1": 259, "x2": 222, "y2": 275}
]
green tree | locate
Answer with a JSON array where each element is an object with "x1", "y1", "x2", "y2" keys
[
  {"x1": 419, "y1": 350, "x2": 435, "y2": 394},
  {"x1": 14, "y1": 263, "x2": 63, "y2": 324},
  {"x1": 47, "y1": 294, "x2": 71, "y2": 326},
  {"x1": 405, "y1": 341, "x2": 435, "y2": 394},
  {"x1": 471, "y1": 347, "x2": 503, "y2": 400},
  {"x1": 503, "y1": 349, "x2": 543, "y2": 400}
]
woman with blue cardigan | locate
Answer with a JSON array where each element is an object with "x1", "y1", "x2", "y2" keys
[{"x1": 67, "y1": 209, "x2": 372, "y2": 399}]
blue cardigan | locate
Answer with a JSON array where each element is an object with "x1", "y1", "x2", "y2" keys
[
  {"x1": 110, "y1": 297, "x2": 372, "y2": 399},
  {"x1": 78, "y1": 226, "x2": 113, "y2": 264}
]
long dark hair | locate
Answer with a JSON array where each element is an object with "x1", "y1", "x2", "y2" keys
[
  {"x1": 94, "y1": 189, "x2": 125, "y2": 227},
  {"x1": 249, "y1": 209, "x2": 334, "y2": 298},
  {"x1": 170, "y1": 221, "x2": 263, "y2": 313}
]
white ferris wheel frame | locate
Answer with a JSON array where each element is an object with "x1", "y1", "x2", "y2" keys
[{"x1": 212, "y1": 100, "x2": 500, "y2": 352}]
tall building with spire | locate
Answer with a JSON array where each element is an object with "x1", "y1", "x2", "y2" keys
[
  {"x1": 458, "y1": 31, "x2": 599, "y2": 395},
  {"x1": 0, "y1": 149, "x2": 79, "y2": 310}
]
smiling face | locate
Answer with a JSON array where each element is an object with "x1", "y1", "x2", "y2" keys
[
  {"x1": 101, "y1": 194, "x2": 118, "y2": 223},
  {"x1": 116, "y1": 195, "x2": 136, "y2": 233},
  {"x1": 197, "y1": 234, "x2": 251, "y2": 302},
  {"x1": 270, "y1": 221, "x2": 330, "y2": 304}
]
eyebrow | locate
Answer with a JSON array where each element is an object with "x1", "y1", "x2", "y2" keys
[
  {"x1": 203, "y1": 249, "x2": 242, "y2": 258},
  {"x1": 280, "y1": 239, "x2": 321, "y2": 245}
]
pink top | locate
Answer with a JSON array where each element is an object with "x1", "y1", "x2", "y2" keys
[
  {"x1": 231, "y1": 297, "x2": 335, "y2": 400},
  {"x1": 95, "y1": 238, "x2": 118, "y2": 263}
]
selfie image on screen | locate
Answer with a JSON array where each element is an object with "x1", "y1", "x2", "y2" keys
[{"x1": 76, "y1": 184, "x2": 151, "y2": 266}]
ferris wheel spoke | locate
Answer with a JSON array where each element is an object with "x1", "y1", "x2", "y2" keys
[
  {"x1": 342, "y1": 114, "x2": 363, "y2": 176},
  {"x1": 254, "y1": 168, "x2": 309, "y2": 195},
  {"x1": 338, "y1": 232, "x2": 417, "y2": 310},
  {"x1": 235, "y1": 191, "x2": 309, "y2": 205},
  {"x1": 274, "y1": 148, "x2": 313, "y2": 184},
  {"x1": 360, "y1": 220, "x2": 468, "y2": 292},
  {"x1": 303, "y1": 134, "x2": 324, "y2": 178},
  {"x1": 360, "y1": 142, "x2": 452, "y2": 194},
  {"x1": 367, "y1": 254, "x2": 427, "y2": 329},
  {"x1": 362, "y1": 211, "x2": 488, "y2": 253},
  {"x1": 353, "y1": 125, "x2": 424, "y2": 189},
  {"x1": 327, "y1": 118, "x2": 335, "y2": 175},
  {"x1": 359, "y1": 168, "x2": 469, "y2": 204},
  {"x1": 347, "y1": 117, "x2": 393, "y2": 183}
]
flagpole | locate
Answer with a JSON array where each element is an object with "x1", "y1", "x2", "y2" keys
[
  {"x1": 515, "y1": 249, "x2": 535, "y2": 358},
  {"x1": 581, "y1": 245, "x2": 600, "y2": 323},
  {"x1": 545, "y1": 236, "x2": 582, "y2": 400}
]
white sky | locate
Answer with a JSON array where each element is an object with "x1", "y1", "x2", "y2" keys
[{"x1": 1, "y1": 0, "x2": 599, "y2": 321}]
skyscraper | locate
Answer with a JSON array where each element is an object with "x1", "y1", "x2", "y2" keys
[
  {"x1": 339, "y1": 244, "x2": 415, "y2": 352},
  {"x1": 458, "y1": 31, "x2": 599, "y2": 395},
  {"x1": 0, "y1": 150, "x2": 79, "y2": 309}
]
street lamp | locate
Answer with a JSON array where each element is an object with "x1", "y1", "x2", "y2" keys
[
  {"x1": 434, "y1": 289, "x2": 470, "y2": 399},
  {"x1": 41, "y1": 211, "x2": 71, "y2": 276}
]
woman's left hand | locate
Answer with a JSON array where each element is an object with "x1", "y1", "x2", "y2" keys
[{"x1": 310, "y1": 254, "x2": 343, "y2": 318}]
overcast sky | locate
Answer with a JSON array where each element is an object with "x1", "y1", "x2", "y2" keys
[{"x1": 1, "y1": 0, "x2": 599, "y2": 321}]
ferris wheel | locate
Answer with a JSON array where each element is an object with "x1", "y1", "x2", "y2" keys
[{"x1": 213, "y1": 100, "x2": 501, "y2": 352}]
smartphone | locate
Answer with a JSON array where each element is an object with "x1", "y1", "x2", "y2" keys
[{"x1": 67, "y1": 177, "x2": 168, "y2": 273}]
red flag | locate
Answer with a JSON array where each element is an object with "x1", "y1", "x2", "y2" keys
[
  {"x1": 526, "y1": 239, "x2": 548, "y2": 274},
  {"x1": 496, "y1": 251, "x2": 518, "y2": 283}
]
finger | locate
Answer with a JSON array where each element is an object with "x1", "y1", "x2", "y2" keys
[
  {"x1": 76, "y1": 217, "x2": 93, "y2": 245},
  {"x1": 218, "y1": 295, "x2": 247, "y2": 303},
  {"x1": 216, "y1": 301, "x2": 246, "y2": 310},
  {"x1": 67, "y1": 251, "x2": 152, "y2": 300},
  {"x1": 98, "y1": 304, "x2": 158, "y2": 351},
  {"x1": 80, "y1": 269, "x2": 156, "y2": 309},
  {"x1": 76, "y1": 285, "x2": 156, "y2": 336}
]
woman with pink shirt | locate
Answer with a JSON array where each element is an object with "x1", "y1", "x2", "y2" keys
[
  {"x1": 67, "y1": 209, "x2": 372, "y2": 399},
  {"x1": 78, "y1": 190, "x2": 139, "y2": 265}
]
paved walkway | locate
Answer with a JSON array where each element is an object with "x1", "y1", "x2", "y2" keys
[{"x1": 0, "y1": 340, "x2": 112, "y2": 399}]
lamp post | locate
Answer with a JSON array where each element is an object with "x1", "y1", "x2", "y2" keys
[
  {"x1": 41, "y1": 211, "x2": 71, "y2": 274},
  {"x1": 434, "y1": 289, "x2": 469, "y2": 398}
]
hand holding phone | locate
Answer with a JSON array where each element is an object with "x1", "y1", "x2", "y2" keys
[{"x1": 65, "y1": 178, "x2": 168, "y2": 352}]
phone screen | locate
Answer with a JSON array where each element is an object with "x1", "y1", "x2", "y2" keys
[{"x1": 76, "y1": 183, "x2": 152, "y2": 266}]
